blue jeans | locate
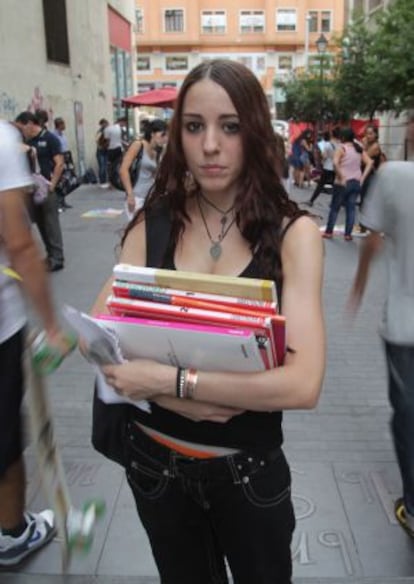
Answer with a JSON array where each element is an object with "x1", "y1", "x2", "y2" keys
[
  {"x1": 384, "y1": 341, "x2": 414, "y2": 515},
  {"x1": 125, "y1": 421, "x2": 295, "y2": 584},
  {"x1": 96, "y1": 149, "x2": 108, "y2": 184},
  {"x1": 326, "y1": 179, "x2": 361, "y2": 236}
]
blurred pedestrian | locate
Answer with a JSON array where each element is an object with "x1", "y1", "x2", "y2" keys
[
  {"x1": 307, "y1": 130, "x2": 336, "y2": 206},
  {"x1": 104, "y1": 116, "x2": 127, "y2": 186},
  {"x1": 0, "y1": 119, "x2": 72, "y2": 566},
  {"x1": 120, "y1": 118, "x2": 168, "y2": 218},
  {"x1": 52, "y1": 117, "x2": 69, "y2": 153},
  {"x1": 96, "y1": 118, "x2": 109, "y2": 188},
  {"x1": 15, "y1": 111, "x2": 65, "y2": 271},
  {"x1": 358, "y1": 124, "x2": 386, "y2": 232},
  {"x1": 322, "y1": 128, "x2": 373, "y2": 241},
  {"x1": 289, "y1": 129, "x2": 313, "y2": 188},
  {"x1": 349, "y1": 160, "x2": 414, "y2": 539}
]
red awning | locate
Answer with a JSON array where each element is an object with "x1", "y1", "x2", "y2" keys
[{"x1": 122, "y1": 87, "x2": 177, "y2": 108}]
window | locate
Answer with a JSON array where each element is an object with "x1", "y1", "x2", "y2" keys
[
  {"x1": 308, "y1": 11, "x2": 318, "y2": 33},
  {"x1": 42, "y1": 0, "x2": 70, "y2": 64},
  {"x1": 256, "y1": 56, "x2": 266, "y2": 71},
  {"x1": 164, "y1": 9, "x2": 184, "y2": 32},
  {"x1": 321, "y1": 11, "x2": 331, "y2": 32},
  {"x1": 279, "y1": 55, "x2": 293, "y2": 70},
  {"x1": 135, "y1": 8, "x2": 144, "y2": 34},
  {"x1": 276, "y1": 9, "x2": 297, "y2": 32},
  {"x1": 138, "y1": 83, "x2": 155, "y2": 93},
  {"x1": 237, "y1": 56, "x2": 253, "y2": 69},
  {"x1": 240, "y1": 10, "x2": 265, "y2": 33},
  {"x1": 166, "y1": 56, "x2": 189, "y2": 71},
  {"x1": 201, "y1": 11, "x2": 227, "y2": 34},
  {"x1": 137, "y1": 56, "x2": 151, "y2": 71}
]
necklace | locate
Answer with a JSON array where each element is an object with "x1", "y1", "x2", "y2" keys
[
  {"x1": 196, "y1": 195, "x2": 236, "y2": 260},
  {"x1": 198, "y1": 191, "x2": 235, "y2": 216}
]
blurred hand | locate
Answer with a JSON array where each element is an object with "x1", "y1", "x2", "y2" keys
[
  {"x1": 45, "y1": 328, "x2": 77, "y2": 358},
  {"x1": 126, "y1": 194, "x2": 136, "y2": 214}
]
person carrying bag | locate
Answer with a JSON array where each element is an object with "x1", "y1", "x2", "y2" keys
[{"x1": 119, "y1": 119, "x2": 168, "y2": 220}]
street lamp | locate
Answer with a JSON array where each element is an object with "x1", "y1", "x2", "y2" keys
[
  {"x1": 316, "y1": 34, "x2": 328, "y2": 131},
  {"x1": 316, "y1": 33, "x2": 328, "y2": 55}
]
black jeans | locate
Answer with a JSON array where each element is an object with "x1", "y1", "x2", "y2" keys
[
  {"x1": 32, "y1": 190, "x2": 64, "y2": 265},
  {"x1": 384, "y1": 341, "x2": 414, "y2": 515},
  {"x1": 0, "y1": 328, "x2": 24, "y2": 477},
  {"x1": 107, "y1": 147, "x2": 122, "y2": 185},
  {"x1": 125, "y1": 422, "x2": 295, "y2": 584},
  {"x1": 310, "y1": 169, "x2": 335, "y2": 204}
]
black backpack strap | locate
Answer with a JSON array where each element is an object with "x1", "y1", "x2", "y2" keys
[{"x1": 145, "y1": 201, "x2": 172, "y2": 268}]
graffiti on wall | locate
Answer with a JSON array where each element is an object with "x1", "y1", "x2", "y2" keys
[
  {"x1": 27, "y1": 86, "x2": 53, "y2": 121},
  {"x1": 0, "y1": 92, "x2": 19, "y2": 119}
]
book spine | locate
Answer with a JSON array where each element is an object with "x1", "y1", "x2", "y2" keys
[
  {"x1": 113, "y1": 264, "x2": 276, "y2": 302},
  {"x1": 271, "y1": 315, "x2": 286, "y2": 366},
  {"x1": 112, "y1": 281, "x2": 277, "y2": 314},
  {"x1": 107, "y1": 295, "x2": 265, "y2": 329},
  {"x1": 96, "y1": 313, "x2": 254, "y2": 338},
  {"x1": 112, "y1": 281, "x2": 276, "y2": 317}
]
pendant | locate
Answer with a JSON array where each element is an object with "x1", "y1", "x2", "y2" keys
[{"x1": 210, "y1": 242, "x2": 222, "y2": 260}]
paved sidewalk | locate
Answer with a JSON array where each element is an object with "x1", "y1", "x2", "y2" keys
[{"x1": 1, "y1": 184, "x2": 413, "y2": 583}]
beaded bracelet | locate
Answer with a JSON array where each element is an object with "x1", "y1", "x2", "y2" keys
[{"x1": 176, "y1": 367, "x2": 186, "y2": 399}]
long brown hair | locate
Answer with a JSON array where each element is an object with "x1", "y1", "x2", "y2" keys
[{"x1": 122, "y1": 59, "x2": 304, "y2": 280}]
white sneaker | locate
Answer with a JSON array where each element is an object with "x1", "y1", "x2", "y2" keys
[
  {"x1": 99, "y1": 183, "x2": 110, "y2": 189},
  {"x1": 0, "y1": 509, "x2": 56, "y2": 566}
]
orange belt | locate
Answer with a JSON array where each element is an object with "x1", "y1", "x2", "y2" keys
[{"x1": 135, "y1": 422, "x2": 239, "y2": 460}]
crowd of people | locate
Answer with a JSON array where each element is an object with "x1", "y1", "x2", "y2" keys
[
  {"x1": 283, "y1": 123, "x2": 387, "y2": 241},
  {"x1": 0, "y1": 58, "x2": 413, "y2": 582}
]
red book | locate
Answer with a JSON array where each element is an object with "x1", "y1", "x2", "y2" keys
[
  {"x1": 112, "y1": 280, "x2": 278, "y2": 317},
  {"x1": 106, "y1": 295, "x2": 286, "y2": 368}
]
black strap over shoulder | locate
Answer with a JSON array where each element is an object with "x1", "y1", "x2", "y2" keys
[
  {"x1": 280, "y1": 213, "x2": 305, "y2": 242},
  {"x1": 145, "y1": 201, "x2": 172, "y2": 268}
]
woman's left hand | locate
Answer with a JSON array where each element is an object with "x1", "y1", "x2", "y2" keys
[{"x1": 101, "y1": 359, "x2": 172, "y2": 401}]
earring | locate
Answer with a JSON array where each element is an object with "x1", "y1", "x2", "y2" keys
[{"x1": 184, "y1": 171, "x2": 196, "y2": 192}]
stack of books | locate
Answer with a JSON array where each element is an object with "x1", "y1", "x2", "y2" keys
[{"x1": 93, "y1": 263, "x2": 286, "y2": 373}]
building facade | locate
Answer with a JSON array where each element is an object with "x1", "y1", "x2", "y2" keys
[
  {"x1": 0, "y1": 0, "x2": 135, "y2": 174},
  {"x1": 135, "y1": 0, "x2": 345, "y2": 116}
]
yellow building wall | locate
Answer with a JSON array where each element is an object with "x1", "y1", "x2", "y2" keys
[{"x1": 135, "y1": 0, "x2": 344, "y2": 104}]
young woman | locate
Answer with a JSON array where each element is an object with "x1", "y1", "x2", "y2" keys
[
  {"x1": 92, "y1": 60, "x2": 325, "y2": 584},
  {"x1": 120, "y1": 118, "x2": 168, "y2": 219},
  {"x1": 359, "y1": 124, "x2": 385, "y2": 212},
  {"x1": 289, "y1": 129, "x2": 313, "y2": 188},
  {"x1": 323, "y1": 127, "x2": 373, "y2": 241}
]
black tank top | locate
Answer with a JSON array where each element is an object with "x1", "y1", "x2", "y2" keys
[{"x1": 129, "y1": 206, "x2": 292, "y2": 452}]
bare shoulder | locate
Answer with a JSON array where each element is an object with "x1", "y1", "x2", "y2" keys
[
  {"x1": 120, "y1": 215, "x2": 147, "y2": 266},
  {"x1": 283, "y1": 215, "x2": 322, "y2": 246},
  {"x1": 281, "y1": 216, "x2": 323, "y2": 268}
]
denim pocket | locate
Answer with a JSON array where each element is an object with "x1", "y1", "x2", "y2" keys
[
  {"x1": 240, "y1": 452, "x2": 291, "y2": 509},
  {"x1": 126, "y1": 439, "x2": 170, "y2": 500}
]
